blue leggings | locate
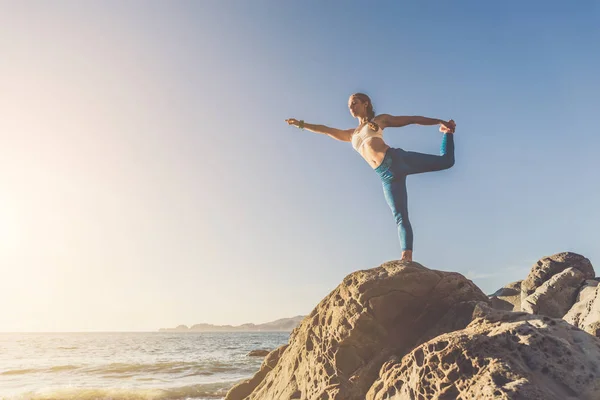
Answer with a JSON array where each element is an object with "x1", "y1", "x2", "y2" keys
[{"x1": 374, "y1": 134, "x2": 455, "y2": 251}]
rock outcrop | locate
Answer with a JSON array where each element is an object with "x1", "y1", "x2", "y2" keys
[
  {"x1": 225, "y1": 252, "x2": 600, "y2": 400},
  {"x1": 564, "y1": 280, "x2": 600, "y2": 336},
  {"x1": 489, "y1": 252, "x2": 600, "y2": 337},
  {"x1": 520, "y1": 252, "x2": 594, "y2": 318},
  {"x1": 367, "y1": 304, "x2": 600, "y2": 400},
  {"x1": 521, "y1": 267, "x2": 587, "y2": 317},
  {"x1": 490, "y1": 280, "x2": 522, "y2": 311},
  {"x1": 225, "y1": 261, "x2": 488, "y2": 400}
]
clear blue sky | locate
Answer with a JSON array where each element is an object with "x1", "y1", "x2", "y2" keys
[{"x1": 1, "y1": 1, "x2": 599, "y2": 331}]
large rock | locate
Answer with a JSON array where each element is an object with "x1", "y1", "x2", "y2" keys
[
  {"x1": 366, "y1": 304, "x2": 600, "y2": 400},
  {"x1": 564, "y1": 280, "x2": 600, "y2": 337},
  {"x1": 521, "y1": 252, "x2": 594, "y2": 305},
  {"x1": 225, "y1": 261, "x2": 489, "y2": 400},
  {"x1": 521, "y1": 267, "x2": 587, "y2": 318},
  {"x1": 417, "y1": 300, "x2": 486, "y2": 344},
  {"x1": 226, "y1": 345, "x2": 288, "y2": 400},
  {"x1": 490, "y1": 280, "x2": 522, "y2": 311}
]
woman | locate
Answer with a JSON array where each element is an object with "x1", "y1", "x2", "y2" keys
[{"x1": 285, "y1": 93, "x2": 455, "y2": 262}]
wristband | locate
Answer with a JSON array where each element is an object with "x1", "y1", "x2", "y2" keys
[{"x1": 298, "y1": 120, "x2": 304, "y2": 130}]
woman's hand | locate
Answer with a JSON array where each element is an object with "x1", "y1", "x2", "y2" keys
[
  {"x1": 440, "y1": 119, "x2": 456, "y2": 133},
  {"x1": 285, "y1": 118, "x2": 300, "y2": 127}
]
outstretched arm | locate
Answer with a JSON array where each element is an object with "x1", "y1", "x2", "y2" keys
[
  {"x1": 377, "y1": 114, "x2": 455, "y2": 132},
  {"x1": 285, "y1": 118, "x2": 353, "y2": 142}
]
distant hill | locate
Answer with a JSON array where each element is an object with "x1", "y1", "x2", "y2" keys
[{"x1": 158, "y1": 316, "x2": 305, "y2": 332}]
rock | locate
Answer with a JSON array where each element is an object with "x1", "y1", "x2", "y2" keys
[
  {"x1": 490, "y1": 280, "x2": 522, "y2": 311},
  {"x1": 521, "y1": 267, "x2": 587, "y2": 318},
  {"x1": 578, "y1": 280, "x2": 599, "y2": 299},
  {"x1": 418, "y1": 300, "x2": 487, "y2": 344},
  {"x1": 564, "y1": 280, "x2": 600, "y2": 337},
  {"x1": 366, "y1": 303, "x2": 600, "y2": 400},
  {"x1": 225, "y1": 261, "x2": 489, "y2": 400},
  {"x1": 226, "y1": 345, "x2": 288, "y2": 400},
  {"x1": 521, "y1": 252, "x2": 594, "y2": 306},
  {"x1": 227, "y1": 254, "x2": 600, "y2": 400},
  {"x1": 247, "y1": 349, "x2": 271, "y2": 357}
]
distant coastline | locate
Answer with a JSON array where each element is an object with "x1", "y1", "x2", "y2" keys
[{"x1": 158, "y1": 315, "x2": 305, "y2": 332}]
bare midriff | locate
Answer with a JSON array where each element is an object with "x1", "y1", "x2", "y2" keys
[{"x1": 358, "y1": 137, "x2": 390, "y2": 169}]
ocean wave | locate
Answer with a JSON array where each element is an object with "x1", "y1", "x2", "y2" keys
[
  {"x1": 12, "y1": 382, "x2": 236, "y2": 400},
  {"x1": 180, "y1": 371, "x2": 215, "y2": 378},
  {"x1": 1, "y1": 368, "x2": 38, "y2": 376},
  {"x1": 49, "y1": 366, "x2": 79, "y2": 373},
  {"x1": 83, "y1": 361, "x2": 239, "y2": 376},
  {"x1": 1, "y1": 360, "x2": 253, "y2": 378},
  {"x1": 1, "y1": 366, "x2": 79, "y2": 376}
]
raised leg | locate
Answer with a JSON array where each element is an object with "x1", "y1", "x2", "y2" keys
[{"x1": 402, "y1": 133, "x2": 455, "y2": 175}]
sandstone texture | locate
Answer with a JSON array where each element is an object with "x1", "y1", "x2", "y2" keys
[
  {"x1": 367, "y1": 304, "x2": 600, "y2": 400},
  {"x1": 520, "y1": 252, "x2": 594, "y2": 312},
  {"x1": 521, "y1": 267, "x2": 586, "y2": 317},
  {"x1": 226, "y1": 252, "x2": 600, "y2": 400},
  {"x1": 564, "y1": 280, "x2": 600, "y2": 336},
  {"x1": 489, "y1": 252, "x2": 600, "y2": 337},
  {"x1": 490, "y1": 280, "x2": 522, "y2": 311},
  {"x1": 226, "y1": 261, "x2": 488, "y2": 400},
  {"x1": 226, "y1": 345, "x2": 288, "y2": 400}
]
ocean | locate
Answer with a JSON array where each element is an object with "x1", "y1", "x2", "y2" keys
[{"x1": 0, "y1": 331, "x2": 290, "y2": 400}]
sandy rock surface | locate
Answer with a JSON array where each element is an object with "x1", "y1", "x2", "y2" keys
[
  {"x1": 521, "y1": 252, "x2": 594, "y2": 306},
  {"x1": 226, "y1": 253, "x2": 600, "y2": 400},
  {"x1": 564, "y1": 280, "x2": 600, "y2": 337},
  {"x1": 367, "y1": 304, "x2": 600, "y2": 400},
  {"x1": 490, "y1": 280, "x2": 522, "y2": 311},
  {"x1": 226, "y1": 261, "x2": 488, "y2": 400}
]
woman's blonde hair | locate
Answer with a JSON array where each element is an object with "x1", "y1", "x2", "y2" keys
[{"x1": 352, "y1": 93, "x2": 379, "y2": 131}]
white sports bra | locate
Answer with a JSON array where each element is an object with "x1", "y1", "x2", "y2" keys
[{"x1": 351, "y1": 122, "x2": 383, "y2": 152}]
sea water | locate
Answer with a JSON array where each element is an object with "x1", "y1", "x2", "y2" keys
[{"x1": 0, "y1": 331, "x2": 290, "y2": 400}]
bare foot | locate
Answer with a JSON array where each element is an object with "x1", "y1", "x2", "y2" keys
[{"x1": 401, "y1": 250, "x2": 413, "y2": 262}]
